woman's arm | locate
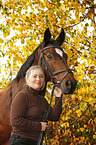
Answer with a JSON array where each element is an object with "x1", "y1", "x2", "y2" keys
[{"x1": 49, "y1": 86, "x2": 63, "y2": 121}]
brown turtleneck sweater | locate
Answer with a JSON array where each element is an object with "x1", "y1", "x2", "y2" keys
[{"x1": 10, "y1": 86, "x2": 62, "y2": 141}]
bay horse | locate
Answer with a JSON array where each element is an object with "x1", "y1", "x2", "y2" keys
[{"x1": 0, "y1": 28, "x2": 77, "y2": 145}]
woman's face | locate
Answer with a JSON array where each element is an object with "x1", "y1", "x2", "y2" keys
[{"x1": 28, "y1": 69, "x2": 45, "y2": 91}]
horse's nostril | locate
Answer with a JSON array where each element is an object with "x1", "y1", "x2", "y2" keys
[{"x1": 66, "y1": 80, "x2": 72, "y2": 89}]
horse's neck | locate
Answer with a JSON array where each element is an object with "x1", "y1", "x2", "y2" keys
[
  {"x1": 11, "y1": 78, "x2": 26, "y2": 99},
  {"x1": 0, "y1": 78, "x2": 26, "y2": 103}
]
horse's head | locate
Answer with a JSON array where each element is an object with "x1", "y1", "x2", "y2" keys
[{"x1": 39, "y1": 28, "x2": 77, "y2": 94}]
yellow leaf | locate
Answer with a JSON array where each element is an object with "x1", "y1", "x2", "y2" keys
[
  {"x1": 93, "y1": 135, "x2": 96, "y2": 139},
  {"x1": 76, "y1": 109, "x2": 82, "y2": 117},
  {"x1": 0, "y1": 38, "x2": 4, "y2": 43}
]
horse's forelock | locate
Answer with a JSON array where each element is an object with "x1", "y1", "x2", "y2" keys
[{"x1": 44, "y1": 39, "x2": 59, "y2": 47}]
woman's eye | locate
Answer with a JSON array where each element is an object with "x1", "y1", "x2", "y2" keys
[
  {"x1": 33, "y1": 75, "x2": 37, "y2": 78},
  {"x1": 40, "y1": 75, "x2": 44, "y2": 78},
  {"x1": 47, "y1": 54, "x2": 53, "y2": 59}
]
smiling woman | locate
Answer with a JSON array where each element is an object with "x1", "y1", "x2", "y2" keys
[
  {"x1": 9, "y1": 65, "x2": 63, "y2": 145},
  {"x1": 25, "y1": 65, "x2": 45, "y2": 91}
]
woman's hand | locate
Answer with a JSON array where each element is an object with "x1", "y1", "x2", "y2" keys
[
  {"x1": 54, "y1": 86, "x2": 63, "y2": 97},
  {"x1": 40, "y1": 122, "x2": 47, "y2": 131}
]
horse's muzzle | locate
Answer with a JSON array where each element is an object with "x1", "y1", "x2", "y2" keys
[{"x1": 61, "y1": 79, "x2": 77, "y2": 94}]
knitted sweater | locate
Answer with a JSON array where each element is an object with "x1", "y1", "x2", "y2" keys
[{"x1": 10, "y1": 86, "x2": 62, "y2": 141}]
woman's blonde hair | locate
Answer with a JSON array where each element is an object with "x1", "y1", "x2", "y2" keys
[{"x1": 25, "y1": 65, "x2": 45, "y2": 90}]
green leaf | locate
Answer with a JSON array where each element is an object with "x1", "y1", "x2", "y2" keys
[{"x1": 85, "y1": 23, "x2": 89, "y2": 26}]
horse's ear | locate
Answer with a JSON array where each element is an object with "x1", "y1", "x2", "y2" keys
[
  {"x1": 56, "y1": 28, "x2": 65, "y2": 45},
  {"x1": 42, "y1": 28, "x2": 51, "y2": 46}
]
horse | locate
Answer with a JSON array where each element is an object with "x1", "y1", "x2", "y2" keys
[{"x1": 0, "y1": 28, "x2": 77, "y2": 145}]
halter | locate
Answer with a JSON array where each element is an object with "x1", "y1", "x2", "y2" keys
[
  {"x1": 39, "y1": 45, "x2": 73, "y2": 121},
  {"x1": 40, "y1": 45, "x2": 72, "y2": 86}
]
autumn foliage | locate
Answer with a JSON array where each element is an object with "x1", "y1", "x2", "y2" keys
[{"x1": 0, "y1": 0, "x2": 95, "y2": 144}]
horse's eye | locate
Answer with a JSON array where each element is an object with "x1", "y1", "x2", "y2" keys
[{"x1": 47, "y1": 54, "x2": 53, "y2": 59}]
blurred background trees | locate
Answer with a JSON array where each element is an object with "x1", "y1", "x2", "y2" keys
[{"x1": 0, "y1": 0, "x2": 95, "y2": 144}]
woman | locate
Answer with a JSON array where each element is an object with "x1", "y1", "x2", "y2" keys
[{"x1": 9, "y1": 66, "x2": 63, "y2": 145}]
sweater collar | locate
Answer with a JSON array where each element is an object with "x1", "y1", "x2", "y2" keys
[{"x1": 25, "y1": 85, "x2": 40, "y2": 95}]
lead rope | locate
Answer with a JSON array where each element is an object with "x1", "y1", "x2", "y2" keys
[
  {"x1": 44, "y1": 86, "x2": 63, "y2": 145},
  {"x1": 37, "y1": 84, "x2": 63, "y2": 145},
  {"x1": 37, "y1": 84, "x2": 55, "y2": 145}
]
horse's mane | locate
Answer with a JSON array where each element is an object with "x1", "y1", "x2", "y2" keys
[
  {"x1": 16, "y1": 39, "x2": 57, "y2": 81},
  {"x1": 16, "y1": 45, "x2": 40, "y2": 81}
]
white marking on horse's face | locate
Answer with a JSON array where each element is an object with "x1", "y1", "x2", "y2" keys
[{"x1": 55, "y1": 48, "x2": 63, "y2": 57}]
